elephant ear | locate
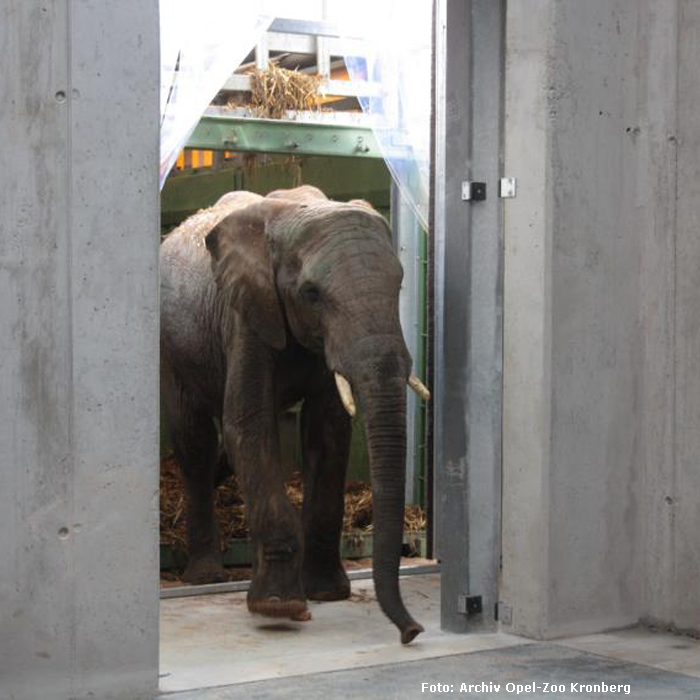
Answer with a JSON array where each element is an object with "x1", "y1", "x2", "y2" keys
[
  {"x1": 348, "y1": 199, "x2": 393, "y2": 242},
  {"x1": 205, "y1": 205, "x2": 287, "y2": 350}
]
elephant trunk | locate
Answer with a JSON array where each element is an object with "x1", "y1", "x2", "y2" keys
[{"x1": 355, "y1": 374, "x2": 424, "y2": 644}]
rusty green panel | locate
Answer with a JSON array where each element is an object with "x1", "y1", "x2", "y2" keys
[{"x1": 161, "y1": 156, "x2": 391, "y2": 231}]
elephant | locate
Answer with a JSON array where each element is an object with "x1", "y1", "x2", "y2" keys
[{"x1": 160, "y1": 185, "x2": 430, "y2": 644}]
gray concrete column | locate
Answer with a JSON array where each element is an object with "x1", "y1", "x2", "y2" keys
[
  {"x1": 644, "y1": 0, "x2": 700, "y2": 634},
  {"x1": 502, "y1": 0, "x2": 699, "y2": 639},
  {"x1": 0, "y1": 3, "x2": 160, "y2": 698},
  {"x1": 501, "y1": 0, "x2": 554, "y2": 639}
]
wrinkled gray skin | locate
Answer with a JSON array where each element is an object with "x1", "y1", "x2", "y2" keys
[{"x1": 160, "y1": 185, "x2": 423, "y2": 644}]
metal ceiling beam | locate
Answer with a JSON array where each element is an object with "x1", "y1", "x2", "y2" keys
[
  {"x1": 261, "y1": 31, "x2": 368, "y2": 59},
  {"x1": 269, "y1": 17, "x2": 360, "y2": 39},
  {"x1": 186, "y1": 113, "x2": 388, "y2": 159}
]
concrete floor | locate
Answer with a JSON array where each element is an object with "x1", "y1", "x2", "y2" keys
[{"x1": 159, "y1": 575, "x2": 700, "y2": 699}]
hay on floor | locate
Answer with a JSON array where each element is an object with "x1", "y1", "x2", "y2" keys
[{"x1": 160, "y1": 455, "x2": 426, "y2": 550}]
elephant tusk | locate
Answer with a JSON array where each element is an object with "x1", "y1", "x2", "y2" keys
[
  {"x1": 334, "y1": 373, "x2": 356, "y2": 417},
  {"x1": 408, "y1": 375, "x2": 431, "y2": 401}
]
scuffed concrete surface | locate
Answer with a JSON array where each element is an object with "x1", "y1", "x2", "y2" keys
[
  {"x1": 160, "y1": 575, "x2": 527, "y2": 693},
  {"x1": 163, "y1": 643, "x2": 700, "y2": 700}
]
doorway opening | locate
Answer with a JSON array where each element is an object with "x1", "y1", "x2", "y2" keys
[{"x1": 157, "y1": 10, "x2": 443, "y2": 693}]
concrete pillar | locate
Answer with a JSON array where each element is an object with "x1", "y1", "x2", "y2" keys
[
  {"x1": 643, "y1": 0, "x2": 700, "y2": 634},
  {"x1": 0, "y1": 3, "x2": 160, "y2": 698},
  {"x1": 501, "y1": 0, "x2": 700, "y2": 638},
  {"x1": 501, "y1": 1, "x2": 554, "y2": 638}
]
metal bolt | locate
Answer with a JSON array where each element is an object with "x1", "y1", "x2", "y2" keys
[{"x1": 356, "y1": 136, "x2": 370, "y2": 153}]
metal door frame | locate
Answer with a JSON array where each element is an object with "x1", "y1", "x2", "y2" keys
[{"x1": 433, "y1": 0, "x2": 506, "y2": 632}]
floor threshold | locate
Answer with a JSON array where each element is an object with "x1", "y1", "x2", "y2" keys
[{"x1": 160, "y1": 563, "x2": 441, "y2": 600}]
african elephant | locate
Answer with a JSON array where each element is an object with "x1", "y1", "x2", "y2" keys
[{"x1": 160, "y1": 185, "x2": 429, "y2": 644}]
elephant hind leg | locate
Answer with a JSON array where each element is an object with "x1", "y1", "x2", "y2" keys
[{"x1": 163, "y1": 377, "x2": 225, "y2": 585}]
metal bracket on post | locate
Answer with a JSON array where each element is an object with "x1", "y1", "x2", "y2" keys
[
  {"x1": 461, "y1": 181, "x2": 487, "y2": 201},
  {"x1": 457, "y1": 594, "x2": 483, "y2": 615},
  {"x1": 499, "y1": 177, "x2": 517, "y2": 198}
]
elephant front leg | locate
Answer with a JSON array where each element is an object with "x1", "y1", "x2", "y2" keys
[
  {"x1": 301, "y1": 374, "x2": 353, "y2": 601},
  {"x1": 223, "y1": 344, "x2": 307, "y2": 619}
]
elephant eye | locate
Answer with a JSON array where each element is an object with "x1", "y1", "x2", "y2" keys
[{"x1": 300, "y1": 282, "x2": 321, "y2": 304}]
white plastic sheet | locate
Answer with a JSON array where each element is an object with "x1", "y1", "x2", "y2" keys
[
  {"x1": 159, "y1": 0, "x2": 432, "y2": 215},
  {"x1": 159, "y1": 1, "x2": 272, "y2": 188},
  {"x1": 337, "y1": 0, "x2": 432, "y2": 229}
]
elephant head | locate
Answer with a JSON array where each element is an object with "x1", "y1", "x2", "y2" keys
[{"x1": 205, "y1": 186, "x2": 428, "y2": 644}]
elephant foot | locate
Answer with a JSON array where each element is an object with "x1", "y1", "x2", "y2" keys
[
  {"x1": 247, "y1": 595, "x2": 309, "y2": 620},
  {"x1": 182, "y1": 556, "x2": 227, "y2": 585},
  {"x1": 247, "y1": 540, "x2": 307, "y2": 620},
  {"x1": 303, "y1": 563, "x2": 351, "y2": 601}
]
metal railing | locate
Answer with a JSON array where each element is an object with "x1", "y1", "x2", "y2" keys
[{"x1": 222, "y1": 17, "x2": 380, "y2": 100}]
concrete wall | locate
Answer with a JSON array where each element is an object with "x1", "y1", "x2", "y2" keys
[
  {"x1": 0, "y1": 3, "x2": 160, "y2": 699},
  {"x1": 502, "y1": 0, "x2": 700, "y2": 638}
]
